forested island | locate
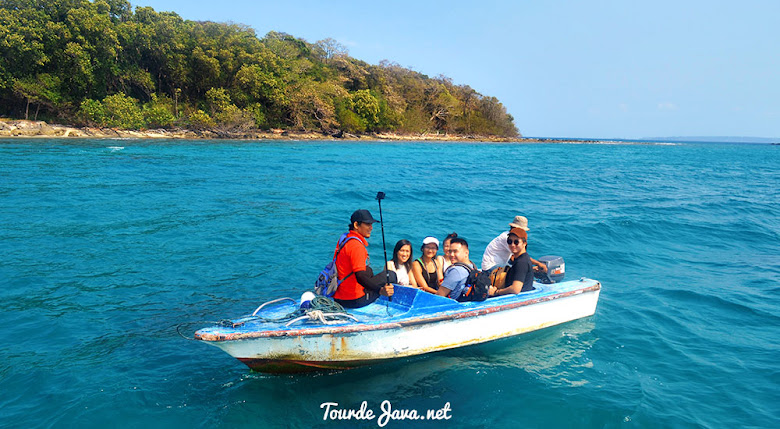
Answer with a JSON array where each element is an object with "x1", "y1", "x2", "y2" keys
[{"x1": 0, "y1": 0, "x2": 520, "y2": 140}]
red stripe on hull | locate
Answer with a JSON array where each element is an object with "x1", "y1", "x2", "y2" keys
[{"x1": 237, "y1": 357, "x2": 379, "y2": 373}]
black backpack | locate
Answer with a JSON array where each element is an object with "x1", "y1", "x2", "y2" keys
[{"x1": 450, "y1": 263, "x2": 490, "y2": 302}]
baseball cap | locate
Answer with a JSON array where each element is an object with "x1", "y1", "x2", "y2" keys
[{"x1": 350, "y1": 209, "x2": 378, "y2": 224}]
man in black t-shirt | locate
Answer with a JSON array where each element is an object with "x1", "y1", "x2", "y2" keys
[{"x1": 488, "y1": 228, "x2": 535, "y2": 296}]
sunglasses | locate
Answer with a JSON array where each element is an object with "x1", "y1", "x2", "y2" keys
[{"x1": 506, "y1": 238, "x2": 524, "y2": 246}]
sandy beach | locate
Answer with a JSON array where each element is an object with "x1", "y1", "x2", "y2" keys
[{"x1": 0, "y1": 118, "x2": 607, "y2": 143}]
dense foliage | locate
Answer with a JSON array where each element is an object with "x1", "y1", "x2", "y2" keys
[{"x1": 0, "y1": 0, "x2": 519, "y2": 136}]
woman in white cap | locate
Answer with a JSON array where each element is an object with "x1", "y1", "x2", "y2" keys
[{"x1": 412, "y1": 236, "x2": 444, "y2": 294}]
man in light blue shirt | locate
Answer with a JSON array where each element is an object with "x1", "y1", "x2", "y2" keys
[{"x1": 437, "y1": 237, "x2": 473, "y2": 300}]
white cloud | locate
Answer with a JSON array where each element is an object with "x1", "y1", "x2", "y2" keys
[
  {"x1": 657, "y1": 102, "x2": 678, "y2": 111},
  {"x1": 334, "y1": 37, "x2": 358, "y2": 47}
]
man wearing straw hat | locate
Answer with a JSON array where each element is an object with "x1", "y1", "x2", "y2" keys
[{"x1": 481, "y1": 215, "x2": 547, "y2": 273}]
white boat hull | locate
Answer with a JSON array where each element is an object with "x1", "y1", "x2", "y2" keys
[{"x1": 196, "y1": 279, "x2": 601, "y2": 373}]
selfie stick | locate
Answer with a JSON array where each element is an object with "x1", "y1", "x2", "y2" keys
[{"x1": 375, "y1": 191, "x2": 391, "y2": 301}]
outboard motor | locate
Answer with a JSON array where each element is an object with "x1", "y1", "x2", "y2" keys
[{"x1": 534, "y1": 255, "x2": 565, "y2": 284}]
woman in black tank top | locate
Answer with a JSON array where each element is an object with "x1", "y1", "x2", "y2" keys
[
  {"x1": 416, "y1": 258, "x2": 438, "y2": 290},
  {"x1": 412, "y1": 236, "x2": 443, "y2": 294}
]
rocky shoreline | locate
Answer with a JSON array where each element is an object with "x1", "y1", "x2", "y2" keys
[{"x1": 0, "y1": 118, "x2": 608, "y2": 144}]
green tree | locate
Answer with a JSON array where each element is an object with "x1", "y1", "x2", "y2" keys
[
  {"x1": 12, "y1": 73, "x2": 61, "y2": 119},
  {"x1": 205, "y1": 87, "x2": 231, "y2": 115},
  {"x1": 186, "y1": 109, "x2": 214, "y2": 130},
  {"x1": 335, "y1": 96, "x2": 364, "y2": 133},
  {"x1": 287, "y1": 80, "x2": 343, "y2": 131},
  {"x1": 235, "y1": 63, "x2": 286, "y2": 106},
  {"x1": 315, "y1": 37, "x2": 347, "y2": 62},
  {"x1": 213, "y1": 104, "x2": 253, "y2": 133},
  {"x1": 246, "y1": 103, "x2": 267, "y2": 129},
  {"x1": 375, "y1": 96, "x2": 403, "y2": 131},
  {"x1": 101, "y1": 92, "x2": 144, "y2": 128},
  {"x1": 427, "y1": 85, "x2": 459, "y2": 133},
  {"x1": 399, "y1": 106, "x2": 430, "y2": 134},
  {"x1": 143, "y1": 94, "x2": 175, "y2": 128},
  {"x1": 77, "y1": 98, "x2": 105, "y2": 126},
  {"x1": 351, "y1": 89, "x2": 379, "y2": 131},
  {"x1": 203, "y1": 87, "x2": 253, "y2": 132}
]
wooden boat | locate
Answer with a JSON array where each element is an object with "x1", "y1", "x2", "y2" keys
[{"x1": 194, "y1": 278, "x2": 601, "y2": 373}]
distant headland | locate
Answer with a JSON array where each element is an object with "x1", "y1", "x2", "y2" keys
[
  {"x1": 646, "y1": 136, "x2": 779, "y2": 144},
  {"x1": 0, "y1": 1, "x2": 518, "y2": 140}
]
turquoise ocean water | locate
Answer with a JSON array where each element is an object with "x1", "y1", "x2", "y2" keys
[{"x1": 1, "y1": 139, "x2": 778, "y2": 428}]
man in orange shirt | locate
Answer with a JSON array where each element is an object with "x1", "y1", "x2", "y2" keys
[{"x1": 332, "y1": 209, "x2": 395, "y2": 308}]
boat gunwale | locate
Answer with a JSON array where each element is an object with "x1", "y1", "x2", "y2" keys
[{"x1": 195, "y1": 282, "x2": 600, "y2": 342}]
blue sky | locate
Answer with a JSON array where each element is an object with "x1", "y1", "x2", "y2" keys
[{"x1": 133, "y1": 0, "x2": 779, "y2": 139}]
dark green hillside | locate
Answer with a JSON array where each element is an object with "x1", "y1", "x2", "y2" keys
[{"x1": 0, "y1": 0, "x2": 519, "y2": 137}]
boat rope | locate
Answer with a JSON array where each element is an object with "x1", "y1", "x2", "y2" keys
[
  {"x1": 252, "y1": 297, "x2": 296, "y2": 316},
  {"x1": 176, "y1": 296, "x2": 359, "y2": 338},
  {"x1": 231, "y1": 296, "x2": 357, "y2": 327},
  {"x1": 284, "y1": 310, "x2": 359, "y2": 327}
]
